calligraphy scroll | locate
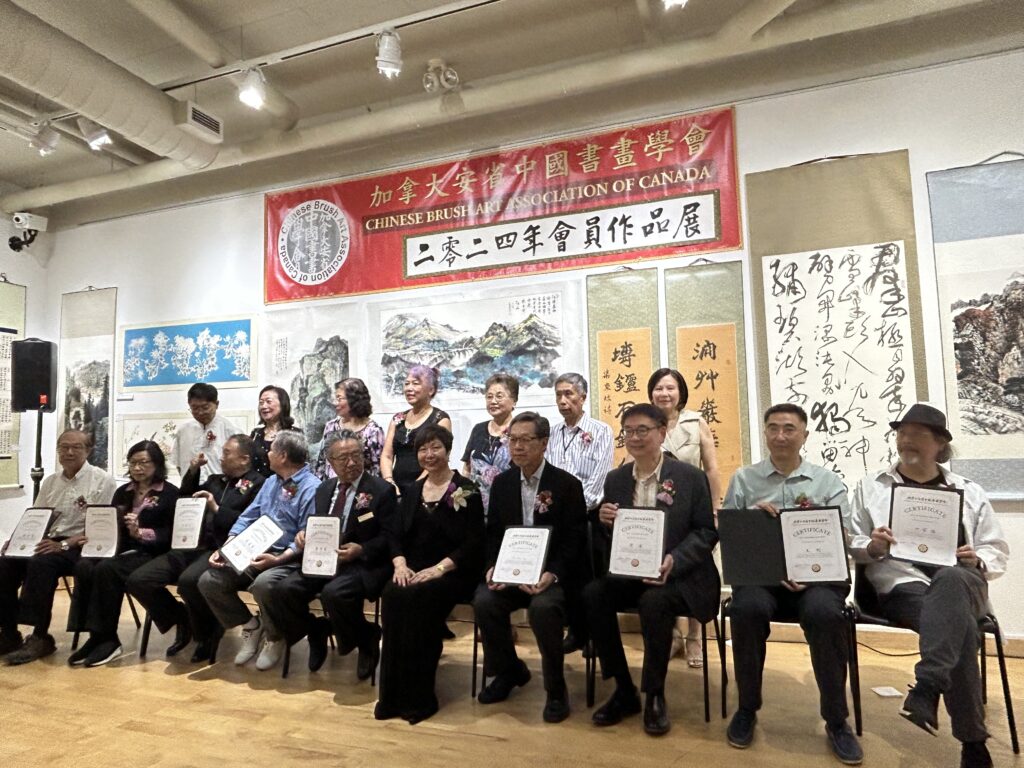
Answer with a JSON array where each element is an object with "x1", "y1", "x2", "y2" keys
[
  {"x1": 675, "y1": 323, "x2": 742, "y2": 504},
  {"x1": 760, "y1": 241, "x2": 918, "y2": 483},
  {"x1": 0, "y1": 281, "x2": 26, "y2": 488},
  {"x1": 597, "y1": 329, "x2": 654, "y2": 466}
]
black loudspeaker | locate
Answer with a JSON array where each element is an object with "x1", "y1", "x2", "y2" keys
[{"x1": 11, "y1": 338, "x2": 57, "y2": 413}]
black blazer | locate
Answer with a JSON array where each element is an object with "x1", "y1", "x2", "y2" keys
[
  {"x1": 486, "y1": 462, "x2": 587, "y2": 583},
  {"x1": 601, "y1": 457, "x2": 720, "y2": 622},
  {"x1": 313, "y1": 473, "x2": 398, "y2": 568},
  {"x1": 111, "y1": 480, "x2": 179, "y2": 555},
  {"x1": 180, "y1": 467, "x2": 265, "y2": 549}
]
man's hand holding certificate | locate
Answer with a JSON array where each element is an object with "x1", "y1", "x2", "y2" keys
[
  {"x1": 171, "y1": 498, "x2": 207, "y2": 550},
  {"x1": 492, "y1": 526, "x2": 551, "y2": 586},
  {"x1": 220, "y1": 516, "x2": 285, "y2": 573},
  {"x1": 888, "y1": 484, "x2": 964, "y2": 567},
  {"x1": 609, "y1": 508, "x2": 666, "y2": 580},
  {"x1": 302, "y1": 516, "x2": 341, "y2": 578},
  {"x1": 3, "y1": 508, "x2": 53, "y2": 557}
]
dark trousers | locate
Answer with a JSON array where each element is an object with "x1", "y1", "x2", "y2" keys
[
  {"x1": 125, "y1": 550, "x2": 218, "y2": 638},
  {"x1": 584, "y1": 575, "x2": 693, "y2": 694},
  {"x1": 69, "y1": 551, "x2": 153, "y2": 638},
  {"x1": 729, "y1": 583, "x2": 850, "y2": 725},
  {"x1": 261, "y1": 566, "x2": 374, "y2": 649},
  {"x1": 474, "y1": 582, "x2": 566, "y2": 693},
  {"x1": 0, "y1": 548, "x2": 80, "y2": 635},
  {"x1": 879, "y1": 566, "x2": 990, "y2": 743}
]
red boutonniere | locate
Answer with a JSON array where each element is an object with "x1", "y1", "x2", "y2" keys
[
  {"x1": 655, "y1": 479, "x2": 676, "y2": 506},
  {"x1": 139, "y1": 496, "x2": 158, "y2": 511},
  {"x1": 534, "y1": 490, "x2": 553, "y2": 515},
  {"x1": 356, "y1": 492, "x2": 373, "y2": 510},
  {"x1": 235, "y1": 478, "x2": 253, "y2": 495},
  {"x1": 794, "y1": 493, "x2": 814, "y2": 509},
  {"x1": 75, "y1": 495, "x2": 89, "y2": 510},
  {"x1": 581, "y1": 431, "x2": 593, "y2": 446},
  {"x1": 392, "y1": 412, "x2": 406, "y2": 424},
  {"x1": 206, "y1": 430, "x2": 217, "y2": 444},
  {"x1": 282, "y1": 480, "x2": 298, "y2": 499}
]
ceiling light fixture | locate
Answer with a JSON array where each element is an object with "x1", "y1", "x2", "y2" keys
[
  {"x1": 29, "y1": 123, "x2": 60, "y2": 156},
  {"x1": 423, "y1": 59, "x2": 460, "y2": 94},
  {"x1": 663, "y1": 0, "x2": 690, "y2": 9},
  {"x1": 238, "y1": 68, "x2": 267, "y2": 110},
  {"x1": 76, "y1": 117, "x2": 112, "y2": 150},
  {"x1": 376, "y1": 29, "x2": 402, "y2": 79}
]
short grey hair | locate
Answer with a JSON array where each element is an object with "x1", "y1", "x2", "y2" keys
[
  {"x1": 272, "y1": 431, "x2": 309, "y2": 466},
  {"x1": 325, "y1": 429, "x2": 364, "y2": 452},
  {"x1": 554, "y1": 372, "x2": 588, "y2": 396}
]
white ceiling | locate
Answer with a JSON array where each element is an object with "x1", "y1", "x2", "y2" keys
[{"x1": 0, "y1": 0, "x2": 1022, "y2": 228}]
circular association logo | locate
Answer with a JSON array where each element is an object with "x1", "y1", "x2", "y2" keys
[
  {"x1": 512, "y1": 569, "x2": 521, "y2": 576},
  {"x1": 631, "y1": 559, "x2": 640, "y2": 568},
  {"x1": 277, "y1": 199, "x2": 350, "y2": 285},
  {"x1": 316, "y1": 560, "x2": 323, "y2": 568},
  {"x1": 811, "y1": 564, "x2": 821, "y2": 573},
  {"x1": 918, "y1": 544, "x2": 929, "y2": 553}
]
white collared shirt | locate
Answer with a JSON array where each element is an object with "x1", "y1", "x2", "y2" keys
[
  {"x1": 632, "y1": 455, "x2": 665, "y2": 507},
  {"x1": 173, "y1": 413, "x2": 239, "y2": 481},
  {"x1": 847, "y1": 462, "x2": 1009, "y2": 595},
  {"x1": 520, "y1": 461, "x2": 545, "y2": 527},
  {"x1": 35, "y1": 463, "x2": 118, "y2": 538}
]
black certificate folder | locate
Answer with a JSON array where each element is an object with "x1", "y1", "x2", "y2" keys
[{"x1": 718, "y1": 508, "x2": 786, "y2": 587}]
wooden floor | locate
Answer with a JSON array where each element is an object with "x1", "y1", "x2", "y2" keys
[{"x1": 0, "y1": 592, "x2": 1020, "y2": 768}]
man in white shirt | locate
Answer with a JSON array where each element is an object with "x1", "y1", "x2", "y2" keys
[
  {"x1": 0, "y1": 430, "x2": 117, "y2": 664},
  {"x1": 173, "y1": 382, "x2": 238, "y2": 482},
  {"x1": 847, "y1": 403, "x2": 1009, "y2": 768}
]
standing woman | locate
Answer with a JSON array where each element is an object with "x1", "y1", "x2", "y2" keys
[
  {"x1": 380, "y1": 365, "x2": 452, "y2": 495},
  {"x1": 67, "y1": 440, "x2": 178, "y2": 667},
  {"x1": 648, "y1": 367, "x2": 723, "y2": 669},
  {"x1": 375, "y1": 425, "x2": 484, "y2": 724},
  {"x1": 461, "y1": 373, "x2": 517, "y2": 512},
  {"x1": 313, "y1": 378, "x2": 385, "y2": 479},
  {"x1": 250, "y1": 385, "x2": 301, "y2": 478}
]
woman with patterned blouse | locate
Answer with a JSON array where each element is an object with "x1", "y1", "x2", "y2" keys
[{"x1": 313, "y1": 378, "x2": 385, "y2": 479}]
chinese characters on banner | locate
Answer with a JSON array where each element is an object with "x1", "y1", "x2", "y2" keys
[
  {"x1": 675, "y1": 323, "x2": 742, "y2": 505},
  {"x1": 265, "y1": 108, "x2": 739, "y2": 302},
  {"x1": 761, "y1": 241, "x2": 918, "y2": 484},
  {"x1": 596, "y1": 328, "x2": 654, "y2": 467}
]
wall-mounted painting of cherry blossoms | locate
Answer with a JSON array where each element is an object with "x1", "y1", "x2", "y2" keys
[{"x1": 118, "y1": 316, "x2": 255, "y2": 391}]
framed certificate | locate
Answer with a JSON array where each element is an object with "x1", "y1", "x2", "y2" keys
[
  {"x1": 301, "y1": 516, "x2": 341, "y2": 578},
  {"x1": 609, "y1": 507, "x2": 665, "y2": 580},
  {"x1": 220, "y1": 516, "x2": 285, "y2": 574},
  {"x1": 492, "y1": 526, "x2": 551, "y2": 585},
  {"x1": 779, "y1": 507, "x2": 850, "y2": 583},
  {"x1": 889, "y1": 484, "x2": 964, "y2": 567},
  {"x1": 3, "y1": 508, "x2": 54, "y2": 558},
  {"x1": 84, "y1": 506, "x2": 119, "y2": 558},
  {"x1": 171, "y1": 498, "x2": 207, "y2": 550}
]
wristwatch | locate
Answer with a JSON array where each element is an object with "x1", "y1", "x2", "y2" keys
[{"x1": 60, "y1": 541, "x2": 69, "y2": 552}]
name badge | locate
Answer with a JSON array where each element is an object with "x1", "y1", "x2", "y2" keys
[{"x1": 357, "y1": 511, "x2": 374, "y2": 522}]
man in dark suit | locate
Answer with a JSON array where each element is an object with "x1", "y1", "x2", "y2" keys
[
  {"x1": 474, "y1": 411, "x2": 587, "y2": 723},
  {"x1": 261, "y1": 430, "x2": 397, "y2": 678},
  {"x1": 585, "y1": 403, "x2": 720, "y2": 736},
  {"x1": 125, "y1": 433, "x2": 264, "y2": 663}
]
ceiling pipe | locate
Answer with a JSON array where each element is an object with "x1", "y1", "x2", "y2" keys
[
  {"x1": 126, "y1": 0, "x2": 299, "y2": 128},
  {"x1": 0, "y1": 0, "x2": 982, "y2": 213},
  {"x1": 0, "y1": 0, "x2": 217, "y2": 171}
]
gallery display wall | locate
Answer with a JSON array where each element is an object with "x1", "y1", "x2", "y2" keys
[{"x1": 1, "y1": 49, "x2": 1021, "y2": 635}]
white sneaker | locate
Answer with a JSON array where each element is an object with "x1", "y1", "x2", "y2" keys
[
  {"x1": 256, "y1": 638, "x2": 285, "y2": 671},
  {"x1": 234, "y1": 619, "x2": 264, "y2": 666}
]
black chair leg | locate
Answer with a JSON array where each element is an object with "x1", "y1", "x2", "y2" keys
[
  {"x1": 980, "y1": 628, "x2": 988, "y2": 704},
  {"x1": 719, "y1": 603, "x2": 729, "y2": 720},
  {"x1": 585, "y1": 639, "x2": 596, "y2": 708},
  {"x1": 126, "y1": 593, "x2": 142, "y2": 629},
  {"x1": 701, "y1": 621, "x2": 710, "y2": 723},
  {"x1": 471, "y1": 616, "x2": 479, "y2": 697},
  {"x1": 139, "y1": 613, "x2": 153, "y2": 658},
  {"x1": 989, "y1": 617, "x2": 1019, "y2": 754},
  {"x1": 281, "y1": 643, "x2": 291, "y2": 679},
  {"x1": 847, "y1": 609, "x2": 862, "y2": 737},
  {"x1": 371, "y1": 598, "x2": 380, "y2": 687}
]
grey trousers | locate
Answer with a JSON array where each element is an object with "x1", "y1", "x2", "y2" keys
[
  {"x1": 879, "y1": 565, "x2": 990, "y2": 743},
  {"x1": 197, "y1": 563, "x2": 297, "y2": 640}
]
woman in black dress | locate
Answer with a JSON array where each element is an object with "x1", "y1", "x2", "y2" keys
[
  {"x1": 249, "y1": 384, "x2": 300, "y2": 477},
  {"x1": 380, "y1": 365, "x2": 452, "y2": 495},
  {"x1": 375, "y1": 425, "x2": 484, "y2": 724}
]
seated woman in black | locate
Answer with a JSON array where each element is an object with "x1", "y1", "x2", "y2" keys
[
  {"x1": 375, "y1": 424, "x2": 484, "y2": 724},
  {"x1": 68, "y1": 440, "x2": 178, "y2": 667}
]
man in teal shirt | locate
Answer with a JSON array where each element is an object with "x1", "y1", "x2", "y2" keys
[{"x1": 723, "y1": 403, "x2": 861, "y2": 765}]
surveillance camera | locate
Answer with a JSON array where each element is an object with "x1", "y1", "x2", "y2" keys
[{"x1": 12, "y1": 212, "x2": 47, "y2": 232}]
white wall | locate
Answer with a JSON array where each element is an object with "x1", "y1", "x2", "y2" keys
[{"x1": 3, "y1": 50, "x2": 1022, "y2": 632}]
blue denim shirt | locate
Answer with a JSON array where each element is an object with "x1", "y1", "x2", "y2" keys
[{"x1": 228, "y1": 465, "x2": 319, "y2": 552}]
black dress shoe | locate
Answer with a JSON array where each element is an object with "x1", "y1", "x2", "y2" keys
[
  {"x1": 900, "y1": 681, "x2": 940, "y2": 736},
  {"x1": 543, "y1": 688, "x2": 571, "y2": 723},
  {"x1": 190, "y1": 637, "x2": 217, "y2": 664},
  {"x1": 404, "y1": 697, "x2": 439, "y2": 725},
  {"x1": 307, "y1": 618, "x2": 330, "y2": 673},
  {"x1": 562, "y1": 631, "x2": 584, "y2": 654},
  {"x1": 374, "y1": 701, "x2": 399, "y2": 721},
  {"x1": 591, "y1": 687, "x2": 642, "y2": 726},
  {"x1": 478, "y1": 659, "x2": 531, "y2": 703},
  {"x1": 165, "y1": 618, "x2": 193, "y2": 658},
  {"x1": 644, "y1": 692, "x2": 670, "y2": 735},
  {"x1": 357, "y1": 624, "x2": 382, "y2": 681}
]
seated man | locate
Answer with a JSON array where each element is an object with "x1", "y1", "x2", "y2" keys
[
  {"x1": 847, "y1": 403, "x2": 1009, "y2": 768},
  {"x1": 0, "y1": 430, "x2": 117, "y2": 664},
  {"x1": 474, "y1": 411, "x2": 587, "y2": 723},
  {"x1": 125, "y1": 434, "x2": 265, "y2": 663},
  {"x1": 197, "y1": 431, "x2": 318, "y2": 671},
  {"x1": 723, "y1": 403, "x2": 861, "y2": 765},
  {"x1": 584, "y1": 403, "x2": 719, "y2": 736},
  {"x1": 260, "y1": 430, "x2": 397, "y2": 678}
]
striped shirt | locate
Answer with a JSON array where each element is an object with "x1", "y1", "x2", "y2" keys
[{"x1": 545, "y1": 414, "x2": 613, "y2": 510}]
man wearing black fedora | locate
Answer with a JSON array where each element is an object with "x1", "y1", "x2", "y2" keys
[{"x1": 846, "y1": 403, "x2": 1009, "y2": 768}]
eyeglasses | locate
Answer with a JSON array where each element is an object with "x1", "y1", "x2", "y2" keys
[
  {"x1": 621, "y1": 426, "x2": 655, "y2": 438},
  {"x1": 188, "y1": 402, "x2": 216, "y2": 412},
  {"x1": 485, "y1": 392, "x2": 509, "y2": 402},
  {"x1": 329, "y1": 453, "x2": 362, "y2": 464},
  {"x1": 507, "y1": 435, "x2": 540, "y2": 446},
  {"x1": 128, "y1": 459, "x2": 154, "y2": 468}
]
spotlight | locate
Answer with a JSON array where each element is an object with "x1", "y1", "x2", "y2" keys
[
  {"x1": 238, "y1": 68, "x2": 267, "y2": 110},
  {"x1": 423, "y1": 59, "x2": 459, "y2": 94},
  {"x1": 76, "y1": 117, "x2": 112, "y2": 150},
  {"x1": 663, "y1": 0, "x2": 690, "y2": 8},
  {"x1": 28, "y1": 124, "x2": 60, "y2": 156},
  {"x1": 376, "y1": 29, "x2": 402, "y2": 79}
]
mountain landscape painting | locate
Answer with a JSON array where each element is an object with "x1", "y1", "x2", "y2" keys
[{"x1": 379, "y1": 291, "x2": 564, "y2": 405}]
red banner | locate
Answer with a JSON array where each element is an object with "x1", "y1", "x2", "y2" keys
[{"x1": 265, "y1": 107, "x2": 739, "y2": 303}]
